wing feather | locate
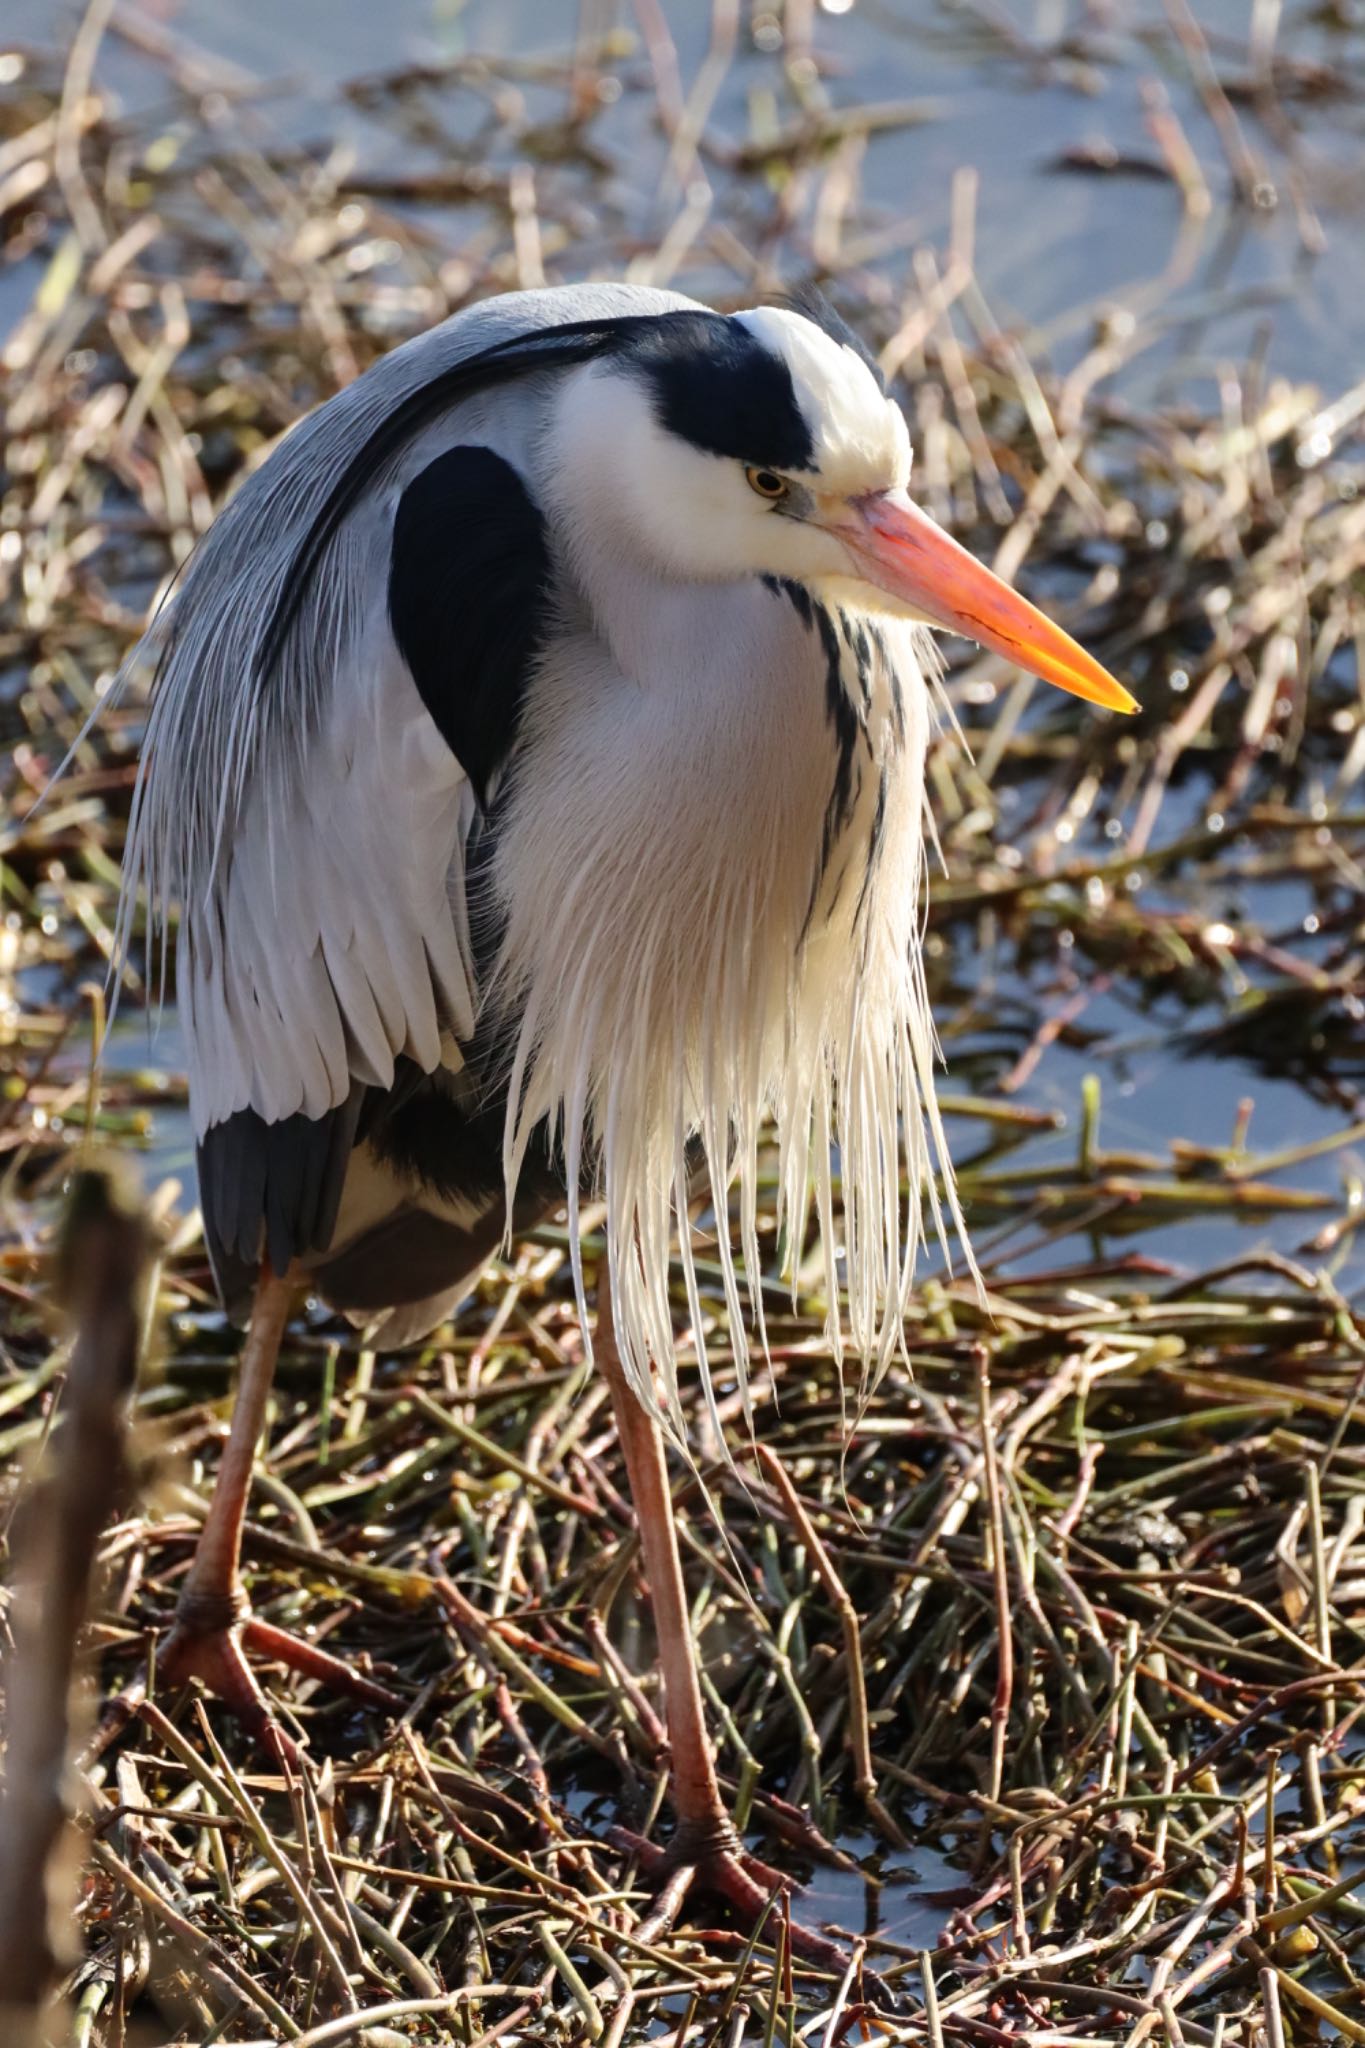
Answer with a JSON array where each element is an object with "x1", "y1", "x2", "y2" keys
[{"x1": 117, "y1": 282, "x2": 702, "y2": 1292}]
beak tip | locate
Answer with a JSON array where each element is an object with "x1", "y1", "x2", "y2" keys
[
  {"x1": 1070, "y1": 665, "x2": 1138, "y2": 716},
  {"x1": 1040, "y1": 668, "x2": 1139, "y2": 716}
]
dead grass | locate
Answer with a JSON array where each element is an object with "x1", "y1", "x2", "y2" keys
[{"x1": 2, "y1": 4, "x2": 1365, "y2": 2042}]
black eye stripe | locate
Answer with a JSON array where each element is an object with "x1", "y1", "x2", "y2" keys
[{"x1": 627, "y1": 311, "x2": 815, "y2": 471}]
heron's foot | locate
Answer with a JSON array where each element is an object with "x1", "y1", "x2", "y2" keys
[
  {"x1": 611, "y1": 1819, "x2": 850, "y2": 1974},
  {"x1": 158, "y1": 1598, "x2": 301, "y2": 1766},
  {"x1": 157, "y1": 1589, "x2": 402, "y2": 1765}
]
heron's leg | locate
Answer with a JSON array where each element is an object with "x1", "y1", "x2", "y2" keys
[
  {"x1": 158, "y1": 1267, "x2": 399, "y2": 1760},
  {"x1": 174, "y1": 1267, "x2": 295, "y2": 1629},
  {"x1": 596, "y1": 1280, "x2": 848, "y2": 1973},
  {"x1": 595, "y1": 1282, "x2": 733, "y2": 1854}
]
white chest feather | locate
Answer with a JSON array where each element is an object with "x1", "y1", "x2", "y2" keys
[{"x1": 488, "y1": 573, "x2": 958, "y2": 1437}]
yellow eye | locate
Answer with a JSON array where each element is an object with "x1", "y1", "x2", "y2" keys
[{"x1": 745, "y1": 466, "x2": 789, "y2": 502}]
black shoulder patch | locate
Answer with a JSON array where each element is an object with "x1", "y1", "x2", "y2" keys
[
  {"x1": 261, "y1": 314, "x2": 650, "y2": 678},
  {"x1": 261, "y1": 305, "x2": 826, "y2": 685},
  {"x1": 774, "y1": 283, "x2": 886, "y2": 392},
  {"x1": 620, "y1": 310, "x2": 815, "y2": 471},
  {"x1": 199, "y1": 1089, "x2": 364, "y2": 1313},
  {"x1": 388, "y1": 445, "x2": 551, "y2": 805}
]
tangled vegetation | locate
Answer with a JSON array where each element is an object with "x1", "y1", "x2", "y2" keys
[{"x1": 2, "y1": 4, "x2": 1364, "y2": 2042}]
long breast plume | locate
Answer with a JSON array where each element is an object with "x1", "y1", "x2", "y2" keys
[{"x1": 489, "y1": 594, "x2": 970, "y2": 1450}]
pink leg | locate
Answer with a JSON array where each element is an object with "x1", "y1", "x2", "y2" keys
[
  {"x1": 158, "y1": 1269, "x2": 399, "y2": 1760},
  {"x1": 596, "y1": 1279, "x2": 848, "y2": 1972}
]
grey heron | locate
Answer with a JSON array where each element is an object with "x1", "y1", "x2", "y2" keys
[{"x1": 117, "y1": 281, "x2": 1133, "y2": 1953}]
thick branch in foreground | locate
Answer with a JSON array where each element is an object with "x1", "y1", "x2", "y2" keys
[{"x1": 0, "y1": 1167, "x2": 151, "y2": 2040}]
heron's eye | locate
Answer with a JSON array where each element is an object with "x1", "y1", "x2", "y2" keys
[{"x1": 745, "y1": 467, "x2": 790, "y2": 503}]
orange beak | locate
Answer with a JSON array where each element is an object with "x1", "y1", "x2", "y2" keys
[{"x1": 839, "y1": 492, "x2": 1137, "y2": 714}]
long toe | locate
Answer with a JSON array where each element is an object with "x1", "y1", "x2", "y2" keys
[
  {"x1": 698, "y1": 1847, "x2": 853, "y2": 1975},
  {"x1": 612, "y1": 1826, "x2": 850, "y2": 1975},
  {"x1": 242, "y1": 1616, "x2": 405, "y2": 1710}
]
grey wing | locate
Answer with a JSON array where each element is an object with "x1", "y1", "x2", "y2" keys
[
  {"x1": 120, "y1": 282, "x2": 701, "y2": 1305},
  {"x1": 178, "y1": 568, "x2": 484, "y2": 1295},
  {"x1": 181, "y1": 634, "x2": 478, "y2": 1131}
]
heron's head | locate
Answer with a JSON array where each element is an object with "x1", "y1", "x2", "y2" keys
[{"x1": 551, "y1": 300, "x2": 1134, "y2": 713}]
